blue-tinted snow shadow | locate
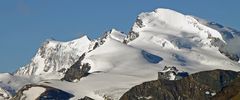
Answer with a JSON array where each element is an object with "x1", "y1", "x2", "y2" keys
[
  {"x1": 172, "y1": 53, "x2": 187, "y2": 66},
  {"x1": 141, "y1": 50, "x2": 163, "y2": 64}
]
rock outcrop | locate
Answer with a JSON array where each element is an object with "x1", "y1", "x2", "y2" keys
[
  {"x1": 212, "y1": 77, "x2": 240, "y2": 100},
  {"x1": 120, "y1": 70, "x2": 240, "y2": 100},
  {"x1": 62, "y1": 53, "x2": 91, "y2": 82},
  {"x1": 158, "y1": 66, "x2": 189, "y2": 80},
  {"x1": 79, "y1": 96, "x2": 94, "y2": 100}
]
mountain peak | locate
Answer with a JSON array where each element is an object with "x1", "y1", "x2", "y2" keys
[
  {"x1": 128, "y1": 8, "x2": 225, "y2": 47},
  {"x1": 107, "y1": 29, "x2": 126, "y2": 42},
  {"x1": 15, "y1": 35, "x2": 92, "y2": 77},
  {"x1": 70, "y1": 35, "x2": 90, "y2": 43},
  {"x1": 99, "y1": 29, "x2": 126, "y2": 43}
]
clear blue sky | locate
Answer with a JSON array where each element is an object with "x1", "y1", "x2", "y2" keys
[{"x1": 0, "y1": 0, "x2": 239, "y2": 73}]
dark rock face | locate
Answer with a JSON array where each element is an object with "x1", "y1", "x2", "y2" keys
[
  {"x1": 123, "y1": 31, "x2": 139, "y2": 44},
  {"x1": 92, "y1": 42, "x2": 99, "y2": 50},
  {"x1": 79, "y1": 96, "x2": 94, "y2": 100},
  {"x1": 135, "y1": 18, "x2": 145, "y2": 28},
  {"x1": 62, "y1": 62, "x2": 91, "y2": 82},
  {"x1": 212, "y1": 77, "x2": 240, "y2": 100},
  {"x1": 210, "y1": 38, "x2": 225, "y2": 48},
  {"x1": 11, "y1": 84, "x2": 74, "y2": 100},
  {"x1": 120, "y1": 70, "x2": 240, "y2": 100},
  {"x1": 62, "y1": 53, "x2": 91, "y2": 82}
]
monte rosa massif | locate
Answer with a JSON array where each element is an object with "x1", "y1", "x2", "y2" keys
[{"x1": 1, "y1": 8, "x2": 240, "y2": 100}]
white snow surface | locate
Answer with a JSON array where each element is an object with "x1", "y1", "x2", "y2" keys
[
  {"x1": 106, "y1": 29, "x2": 126, "y2": 42},
  {"x1": 0, "y1": 73, "x2": 31, "y2": 91},
  {"x1": 3, "y1": 8, "x2": 240, "y2": 100},
  {"x1": 128, "y1": 8, "x2": 240, "y2": 73},
  {"x1": 43, "y1": 38, "x2": 162, "y2": 100},
  {"x1": 21, "y1": 87, "x2": 46, "y2": 100},
  {"x1": 133, "y1": 8, "x2": 224, "y2": 43}
]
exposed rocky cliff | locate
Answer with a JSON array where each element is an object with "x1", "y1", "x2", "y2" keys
[
  {"x1": 120, "y1": 70, "x2": 240, "y2": 100},
  {"x1": 212, "y1": 77, "x2": 240, "y2": 100},
  {"x1": 15, "y1": 36, "x2": 92, "y2": 78},
  {"x1": 61, "y1": 53, "x2": 91, "y2": 82}
]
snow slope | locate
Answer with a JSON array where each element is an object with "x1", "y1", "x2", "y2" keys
[
  {"x1": 15, "y1": 36, "x2": 92, "y2": 79},
  {"x1": 103, "y1": 29, "x2": 126, "y2": 42},
  {"x1": 127, "y1": 8, "x2": 240, "y2": 73},
  {"x1": 21, "y1": 87, "x2": 46, "y2": 100},
  {"x1": 43, "y1": 36, "x2": 163, "y2": 100}
]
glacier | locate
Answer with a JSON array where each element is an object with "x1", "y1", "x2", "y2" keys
[{"x1": 0, "y1": 8, "x2": 240, "y2": 100}]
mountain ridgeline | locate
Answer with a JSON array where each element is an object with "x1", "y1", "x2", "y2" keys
[{"x1": 0, "y1": 8, "x2": 240, "y2": 100}]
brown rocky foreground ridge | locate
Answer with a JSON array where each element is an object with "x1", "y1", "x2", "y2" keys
[{"x1": 120, "y1": 69, "x2": 240, "y2": 100}]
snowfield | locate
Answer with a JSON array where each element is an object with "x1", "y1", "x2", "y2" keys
[
  {"x1": 21, "y1": 87, "x2": 46, "y2": 100},
  {"x1": 1, "y1": 8, "x2": 240, "y2": 100}
]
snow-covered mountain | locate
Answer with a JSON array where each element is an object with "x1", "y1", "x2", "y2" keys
[
  {"x1": 124, "y1": 8, "x2": 239, "y2": 73},
  {"x1": 2, "y1": 8, "x2": 240, "y2": 100},
  {"x1": 15, "y1": 35, "x2": 92, "y2": 79},
  {"x1": 56, "y1": 8, "x2": 240, "y2": 99}
]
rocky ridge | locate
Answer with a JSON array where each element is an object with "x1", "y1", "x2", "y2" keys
[{"x1": 120, "y1": 70, "x2": 240, "y2": 100}]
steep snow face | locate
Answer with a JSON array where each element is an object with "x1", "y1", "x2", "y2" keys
[
  {"x1": 127, "y1": 8, "x2": 240, "y2": 73},
  {"x1": 194, "y1": 16, "x2": 240, "y2": 42},
  {"x1": 129, "y1": 8, "x2": 225, "y2": 46},
  {"x1": 15, "y1": 36, "x2": 92, "y2": 78},
  {"x1": 98, "y1": 29, "x2": 126, "y2": 45},
  {"x1": 194, "y1": 16, "x2": 240, "y2": 62},
  {"x1": 106, "y1": 29, "x2": 126, "y2": 42}
]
